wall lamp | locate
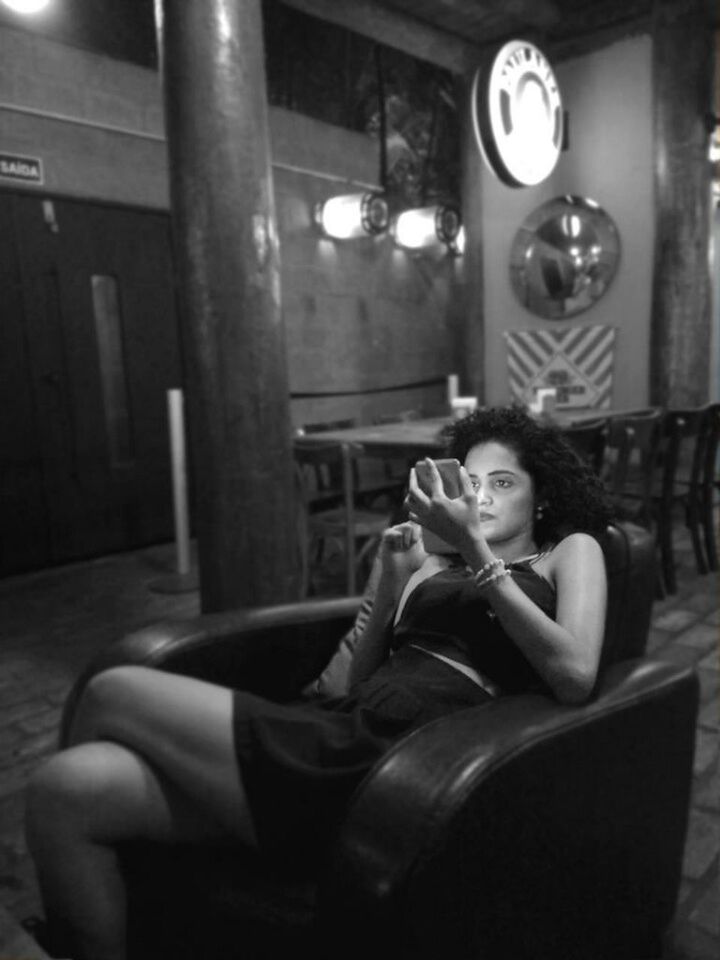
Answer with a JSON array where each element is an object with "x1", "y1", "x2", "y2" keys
[
  {"x1": 391, "y1": 204, "x2": 464, "y2": 255},
  {"x1": 314, "y1": 192, "x2": 389, "y2": 240},
  {"x1": 0, "y1": 0, "x2": 52, "y2": 12}
]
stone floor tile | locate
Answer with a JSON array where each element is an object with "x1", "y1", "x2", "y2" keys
[
  {"x1": 675, "y1": 623, "x2": 720, "y2": 654},
  {"x1": 658, "y1": 645, "x2": 705, "y2": 671},
  {"x1": 0, "y1": 699, "x2": 58, "y2": 732},
  {"x1": 693, "y1": 728, "x2": 720, "y2": 777},
  {"x1": 669, "y1": 921, "x2": 720, "y2": 960},
  {"x1": 653, "y1": 608, "x2": 701, "y2": 632},
  {"x1": 685, "y1": 592, "x2": 720, "y2": 614},
  {"x1": 697, "y1": 696, "x2": 719, "y2": 731},
  {"x1": 697, "y1": 670, "x2": 719, "y2": 706},
  {"x1": 647, "y1": 627, "x2": 672, "y2": 653},
  {"x1": 698, "y1": 649, "x2": 719, "y2": 673},
  {"x1": 8, "y1": 730, "x2": 58, "y2": 767},
  {"x1": 682, "y1": 809, "x2": 720, "y2": 880},
  {"x1": 16, "y1": 708, "x2": 61, "y2": 737},
  {"x1": 0, "y1": 761, "x2": 37, "y2": 802},
  {"x1": 695, "y1": 762, "x2": 720, "y2": 811},
  {"x1": 689, "y1": 873, "x2": 720, "y2": 937}
]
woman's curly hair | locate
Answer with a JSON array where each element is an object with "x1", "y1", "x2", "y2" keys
[{"x1": 439, "y1": 405, "x2": 613, "y2": 545}]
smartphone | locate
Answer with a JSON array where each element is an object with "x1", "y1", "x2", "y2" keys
[
  {"x1": 413, "y1": 458, "x2": 462, "y2": 554},
  {"x1": 414, "y1": 458, "x2": 462, "y2": 499}
]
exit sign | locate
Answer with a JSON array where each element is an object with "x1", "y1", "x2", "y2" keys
[{"x1": 0, "y1": 153, "x2": 44, "y2": 185}]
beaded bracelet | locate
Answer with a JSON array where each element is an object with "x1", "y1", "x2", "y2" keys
[{"x1": 474, "y1": 558, "x2": 512, "y2": 590}]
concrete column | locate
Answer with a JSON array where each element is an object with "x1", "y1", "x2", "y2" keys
[{"x1": 158, "y1": 0, "x2": 299, "y2": 610}]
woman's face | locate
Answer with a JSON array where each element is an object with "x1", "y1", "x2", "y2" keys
[{"x1": 463, "y1": 441, "x2": 537, "y2": 549}]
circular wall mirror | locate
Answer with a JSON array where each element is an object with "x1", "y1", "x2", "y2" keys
[{"x1": 509, "y1": 196, "x2": 621, "y2": 319}]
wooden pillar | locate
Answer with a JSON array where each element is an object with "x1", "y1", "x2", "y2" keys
[
  {"x1": 158, "y1": 0, "x2": 299, "y2": 610},
  {"x1": 650, "y1": 0, "x2": 714, "y2": 407}
]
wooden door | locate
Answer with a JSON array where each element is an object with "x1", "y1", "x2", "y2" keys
[{"x1": 0, "y1": 193, "x2": 183, "y2": 575}]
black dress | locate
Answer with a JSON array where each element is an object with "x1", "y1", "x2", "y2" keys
[{"x1": 232, "y1": 559, "x2": 556, "y2": 865}]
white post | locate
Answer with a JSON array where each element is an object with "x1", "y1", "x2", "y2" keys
[
  {"x1": 447, "y1": 373, "x2": 459, "y2": 406},
  {"x1": 167, "y1": 388, "x2": 191, "y2": 576}
]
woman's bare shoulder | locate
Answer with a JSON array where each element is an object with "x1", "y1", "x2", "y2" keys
[
  {"x1": 554, "y1": 531, "x2": 603, "y2": 553},
  {"x1": 535, "y1": 532, "x2": 603, "y2": 577}
]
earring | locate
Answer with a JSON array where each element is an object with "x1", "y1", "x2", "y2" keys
[{"x1": 535, "y1": 505, "x2": 544, "y2": 519}]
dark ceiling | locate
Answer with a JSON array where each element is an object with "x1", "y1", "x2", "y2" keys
[
  {"x1": 380, "y1": 0, "x2": 654, "y2": 48},
  {"x1": 0, "y1": 0, "x2": 715, "y2": 71}
]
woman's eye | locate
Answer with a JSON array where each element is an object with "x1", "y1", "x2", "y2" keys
[{"x1": 494, "y1": 478, "x2": 512, "y2": 489}]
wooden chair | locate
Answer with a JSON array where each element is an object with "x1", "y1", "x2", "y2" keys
[
  {"x1": 355, "y1": 409, "x2": 424, "y2": 507},
  {"x1": 57, "y1": 522, "x2": 699, "y2": 960},
  {"x1": 602, "y1": 409, "x2": 663, "y2": 529},
  {"x1": 293, "y1": 439, "x2": 391, "y2": 596},
  {"x1": 654, "y1": 404, "x2": 720, "y2": 593},
  {"x1": 562, "y1": 416, "x2": 608, "y2": 474},
  {"x1": 696, "y1": 402, "x2": 720, "y2": 571},
  {"x1": 298, "y1": 419, "x2": 359, "y2": 509}
]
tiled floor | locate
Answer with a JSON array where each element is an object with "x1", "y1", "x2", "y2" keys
[{"x1": 0, "y1": 528, "x2": 717, "y2": 958}]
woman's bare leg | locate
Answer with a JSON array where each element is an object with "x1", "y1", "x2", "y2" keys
[
  {"x1": 66, "y1": 665, "x2": 258, "y2": 842},
  {"x1": 26, "y1": 666, "x2": 259, "y2": 960}
]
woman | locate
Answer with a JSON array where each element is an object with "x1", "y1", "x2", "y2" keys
[{"x1": 25, "y1": 406, "x2": 612, "y2": 960}]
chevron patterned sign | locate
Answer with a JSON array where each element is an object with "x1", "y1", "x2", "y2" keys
[{"x1": 505, "y1": 324, "x2": 616, "y2": 409}]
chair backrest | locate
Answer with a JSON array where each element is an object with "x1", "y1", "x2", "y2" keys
[
  {"x1": 563, "y1": 417, "x2": 607, "y2": 474},
  {"x1": 373, "y1": 409, "x2": 423, "y2": 425},
  {"x1": 293, "y1": 439, "x2": 356, "y2": 595},
  {"x1": 603, "y1": 409, "x2": 663, "y2": 521},
  {"x1": 660, "y1": 401, "x2": 720, "y2": 512},
  {"x1": 697, "y1": 402, "x2": 720, "y2": 495},
  {"x1": 658, "y1": 408, "x2": 704, "y2": 509},
  {"x1": 597, "y1": 521, "x2": 656, "y2": 674},
  {"x1": 299, "y1": 419, "x2": 359, "y2": 496}
]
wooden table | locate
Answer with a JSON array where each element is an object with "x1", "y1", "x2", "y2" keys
[
  {"x1": 298, "y1": 416, "x2": 451, "y2": 456},
  {"x1": 296, "y1": 408, "x2": 631, "y2": 455}
]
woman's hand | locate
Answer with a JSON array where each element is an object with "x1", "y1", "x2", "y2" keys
[
  {"x1": 378, "y1": 521, "x2": 427, "y2": 593},
  {"x1": 348, "y1": 522, "x2": 426, "y2": 686},
  {"x1": 405, "y1": 459, "x2": 487, "y2": 558}
]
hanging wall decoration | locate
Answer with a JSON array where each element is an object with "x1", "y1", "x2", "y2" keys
[
  {"x1": 472, "y1": 39, "x2": 563, "y2": 188},
  {"x1": 505, "y1": 324, "x2": 617, "y2": 409},
  {"x1": 509, "y1": 195, "x2": 621, "y2": 319}
]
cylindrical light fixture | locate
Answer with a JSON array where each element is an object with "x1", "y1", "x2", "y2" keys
[
  {"x1": 449, "y1": 225, "x2": 466, "y2": 256},
  {"x1": 314, "y1": 192, "x2": 389, "y2": 240},
  {"x1": 392, "y1": 204, "x2": 463, "y2": 254}
]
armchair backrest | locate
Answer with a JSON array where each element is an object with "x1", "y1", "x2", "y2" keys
[{"x1": 598, "y1": 521, "x2": 656, "y2": 673}]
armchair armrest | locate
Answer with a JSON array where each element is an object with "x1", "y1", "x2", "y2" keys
[
  {"x1": 322, "y1": 657, "x2": 699, "y2": 960},
  {"x1": 59, "y1": 596, "x2": 361, "y2": 748}
]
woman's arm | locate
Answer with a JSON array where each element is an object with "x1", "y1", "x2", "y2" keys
[
  {"x1": 475, "y1": 533, "x2": 607, "y2": 703},
  {"x1": 348, "y1": 523, "x2": 427, "y2": 687},
  {"x1": 404, "y1": 461, "x2": 606, "y2": 704}
]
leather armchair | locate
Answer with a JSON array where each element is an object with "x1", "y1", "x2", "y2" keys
[{"x1": 59, "y1": 522, "x2": 699, "y2": 960}]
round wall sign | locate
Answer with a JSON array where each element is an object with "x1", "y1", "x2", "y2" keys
[{"x1": 472, "y1": 39, "x2": 564, "y2": 188}]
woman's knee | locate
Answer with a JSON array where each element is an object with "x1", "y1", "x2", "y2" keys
[
  {"x1": 71, "y1": 665, "x2": 155, "y2": 744},
  {"x1": 26, "y1": 741, "x2": 160, "y2": 850}
]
